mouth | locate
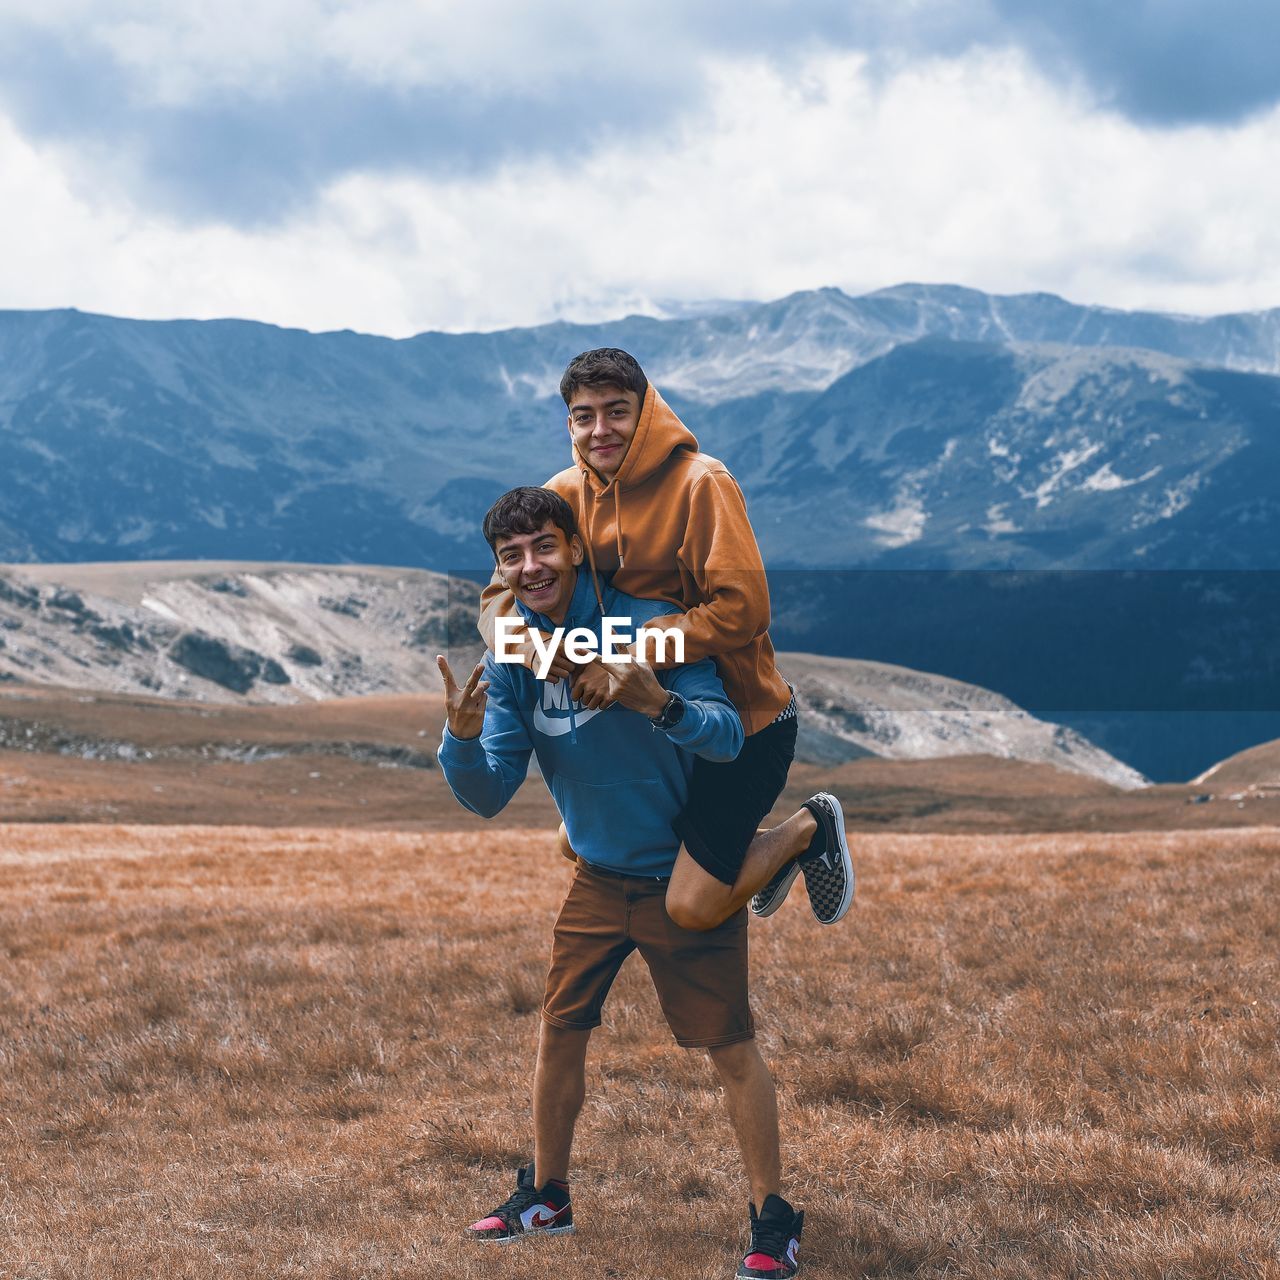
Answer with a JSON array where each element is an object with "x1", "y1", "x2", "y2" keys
[
  {"x1": 592, "y1": 442, "x2": 621, "y2": 457},
  {"x1": 520, "y1": 576, "x2": 557, "y2": 601}
]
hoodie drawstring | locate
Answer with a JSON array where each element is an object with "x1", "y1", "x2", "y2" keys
[
  {"x1": 579, "y1": 466, "x2": 606, "y2": 613},
  {"x1": 614, "y1": 483, "x2": 625, "y2": 569}
]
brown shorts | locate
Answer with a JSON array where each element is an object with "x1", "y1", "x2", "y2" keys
[{"x1": 541, "y1": 861, "x2": 754, "y2": 1049}]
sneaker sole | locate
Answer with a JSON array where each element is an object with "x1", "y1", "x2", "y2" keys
[
  {"x1": 807, "y1": 792, "x2": 853, "y2": 926},
  {"x1": 467, "y1": 1223, "x2": 576, "y2": 1244},
  {"x1": 750, "y1": 861, "x2": 802, "y2": 918}
]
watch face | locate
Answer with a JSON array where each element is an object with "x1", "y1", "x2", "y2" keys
[{"x1": 665, "y1": 693, "x2": 685, "y2": 726}]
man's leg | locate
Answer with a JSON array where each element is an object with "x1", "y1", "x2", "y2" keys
[
  {"x1": 666, "y1": 710, "x2": 838, "y2": 933},
  {"x1": 665, "y1": 811, "x2": 815, "y2": 931},
  {"x1": 466, "y1": 1019, "x2": 586, "y2": 1242},
  {"x1": 706, "y1": 1038, "x2": 782, "y2": 1212},
  {"x1": 533, "y1": 1019, "x2": 592, "y2": 1184}
]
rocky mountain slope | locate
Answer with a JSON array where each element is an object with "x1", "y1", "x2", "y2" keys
[
  {"x1": 748, "y1": 338, "x2": 1280, "y2": 569},
  {"x1": 1194, "y1": 738, "x2": 1280, "y2": 790},
  {"x1": 0, "y1": 560, "x2": 482, "y2": 703},
  {"x1": 781, "y1": 652, "x2": 1143, "y2": 787},
  {"x1": 0, "y1": 560, "x2": 1144, "y2": 788}
]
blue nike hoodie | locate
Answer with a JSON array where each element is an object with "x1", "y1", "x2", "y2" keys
[{"x1": 438, "y1": 571, "x2": 743, "y2": 877}]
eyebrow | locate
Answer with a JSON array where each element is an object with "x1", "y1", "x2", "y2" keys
[
  {"x1": 498, "y1": 533, "x2": 555, "y2": 552},
  {"x1": 571, "y1": 398, "x2": 630, "y2": 413}
]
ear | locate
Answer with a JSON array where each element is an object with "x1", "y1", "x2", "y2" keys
[{"x1": 570, "y1": 534, "x2": 584, "y2": 566}]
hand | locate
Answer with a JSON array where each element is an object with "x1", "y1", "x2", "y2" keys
[
  {"x1": 606, "y1": 657, "x2": 668, "y2": 719},
  {"x1": 494, "y1": 624, "x2": 575, "y2": 683},
  {"x1": 571, "y1": 658, "x2": 614, "y2": 710},
  {"x1": 436, "y1": 656, "x2": 489, "y2": 739},
  {"x1": 521, "y1": 629, "x2": 576, "y2": 683},
  {"x1": 538, "y1": 635, "x2": 577, "y2": 684}
]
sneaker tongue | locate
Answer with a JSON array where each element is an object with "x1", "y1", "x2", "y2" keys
[{"x1": 759, "y1": 1193, "x2": 793, "y2": 1221}]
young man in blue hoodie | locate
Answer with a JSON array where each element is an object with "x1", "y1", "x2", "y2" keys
[{"x1": 437, "y1": 487, "x2": 806, "y2": 1280}]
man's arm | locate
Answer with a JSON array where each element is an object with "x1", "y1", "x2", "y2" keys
[
  {"x1": 606, "y1": 655, "x2": 743, "y2": 763},
  {"x1": 641, "y1": 470, "x2": 771, "y2": 668},
  {"x1": 436, "y1": 654, "x2": 533, "y2": 818},
  {"x1": 662, "y1": 657, "x2": 744, "y2": 762}
]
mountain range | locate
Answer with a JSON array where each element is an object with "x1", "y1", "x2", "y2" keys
[
  {"x1": 3, "y1": 283, "x2": 1279, "y2": 572},
  {"x1": 3, "y1": 282, "x2": 1279, "y2": 779}
]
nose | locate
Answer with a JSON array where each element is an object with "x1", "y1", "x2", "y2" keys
[{"x1": 522, "y1": 548, "x2": 543, "y2": 577}]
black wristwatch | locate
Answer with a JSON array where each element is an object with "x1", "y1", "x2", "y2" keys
[{"x1": 649, "y1": 691, "x2": 686, "y2": 731}]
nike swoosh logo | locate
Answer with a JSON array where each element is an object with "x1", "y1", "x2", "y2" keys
[
  {"x1": 533, "y1": 704, "x2": 603, "y2": 736},
  {"x1": 528, "y1": 1207, "x2": 568, "y2": 1228}
]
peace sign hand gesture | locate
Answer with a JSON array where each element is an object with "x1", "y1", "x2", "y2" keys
[{"x1": 436, "y1": 656, "x2": 489, "y2": 740}]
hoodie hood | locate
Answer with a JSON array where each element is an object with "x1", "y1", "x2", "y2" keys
[
  {"x1": 572, "y1": 384, "x2": 699, "y2": 578},
  {"x1": 574, "y1": 385, "x2": 699, "y2": 495}
]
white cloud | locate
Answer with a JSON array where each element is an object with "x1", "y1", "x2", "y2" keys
[
  {"x1": 0, "y1": 0, "x2": 703, "y2": 100},
  {"x1": 4, "y1": 46, "x2": 1280, "y2": 335}
]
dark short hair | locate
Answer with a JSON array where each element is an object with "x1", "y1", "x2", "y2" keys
[
  {"x1": 482, "y1": 486, "x2": 580, "y2": 556},
  {"x1": 559, "y1": 348, "x2": 649, "y2": 407}
]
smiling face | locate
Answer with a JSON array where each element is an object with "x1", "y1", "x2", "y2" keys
[
  {"x1": 567, "y1": 384, "x2": 642, "y2": 482},
  {"x1": 493, "y1": 520, "x2": 584, "y2": 625}
]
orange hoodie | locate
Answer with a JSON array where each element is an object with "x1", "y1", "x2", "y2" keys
[{"x1": 478, "y1": 385, "x2": 792, "y2": 736}]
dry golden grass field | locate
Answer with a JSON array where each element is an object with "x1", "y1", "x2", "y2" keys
[{"x1": 2, "y1": 823, "x2": 1278, "y2": 1279}]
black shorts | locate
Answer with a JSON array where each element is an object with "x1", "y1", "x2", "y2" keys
[{"x1": 673, "y1": 701, "x2": 798, "y2": 886}]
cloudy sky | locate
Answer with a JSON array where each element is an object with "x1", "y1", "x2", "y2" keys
[{"x1": 3, "y1": 0, "x2": 1279, "y2": 335}]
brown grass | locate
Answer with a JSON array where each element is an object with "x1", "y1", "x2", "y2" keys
[{"x1": 2, "y1": 824, "x2": 1279, "y2": 1278}]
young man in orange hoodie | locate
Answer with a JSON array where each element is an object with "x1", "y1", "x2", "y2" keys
[{"x1": 479, "y1": 348, "x2": 853, "y2": 933}]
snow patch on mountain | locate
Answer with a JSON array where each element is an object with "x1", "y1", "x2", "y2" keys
[
  {"x1": 865, "y1": 496, "x2": 927, "y2": 547},
  {"x1": 1029, "y1": 441, "x2": 1104, "y2": 508},
  {"x1": 1130, "y1": 473, "x2": 1205, "y2": 527},
  {"x1": 1081, "y1": 462, "x2": 1161, "y2": 493},
  {"x1": 984, "y1": 504, "x2": 1019, "y2": 535}
]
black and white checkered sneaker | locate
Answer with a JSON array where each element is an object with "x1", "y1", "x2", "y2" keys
[
  {"x1": 748, "y1": 858, "x2": 802, "y2": 918},
  {"x1": 798, "y1": 792, "x2": 854, "y2": 925}
]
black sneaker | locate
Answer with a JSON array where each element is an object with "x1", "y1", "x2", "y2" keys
[
  {"x1": 748, "y1": 858, "x2": 803, "y2": 918},
  {"x1": 798, "y1": 793, "x2": 854, "y2": 925},
  {"x1": 737, "y1": 1194, "x2": 803, "y2": 1278},
  {"x1": 465, "y1": 1165, "x2": 574, "y2": 1243}
]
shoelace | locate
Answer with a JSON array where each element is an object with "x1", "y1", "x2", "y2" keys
[
  {"x1": 492, "y1": 1184, "x2": 541, "y2": 1227},
  {"x1": 748, "y1": 1216, "x2": 793, "y2": 1264}
]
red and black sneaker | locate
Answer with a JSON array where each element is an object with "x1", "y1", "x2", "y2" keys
[
  {"x1": 737, "y1": 1194, "x2": 803, "y2": 1278},
  {"x1": 465, "y1": 1165, "x2": 574, "y2": 1243}
]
